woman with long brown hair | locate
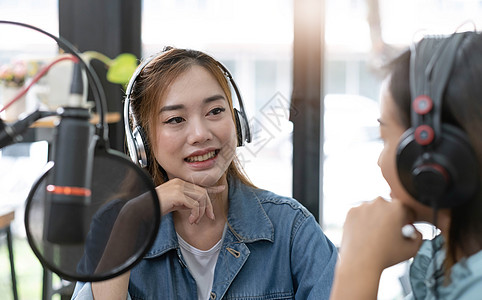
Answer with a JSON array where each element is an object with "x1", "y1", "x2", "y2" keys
[{"x1": 73, "y1": 47, "x2": 337, "y2": 300}]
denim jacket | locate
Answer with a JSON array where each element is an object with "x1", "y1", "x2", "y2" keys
[{"x1": 72, "y1": 176, "x2": 338, "y2": 300}]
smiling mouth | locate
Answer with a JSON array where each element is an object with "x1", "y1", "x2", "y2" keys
[{"x1": 185, "y1": 150, "x2": 219, "y2": 163}]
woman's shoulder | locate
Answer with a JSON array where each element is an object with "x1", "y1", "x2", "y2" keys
[
  {"x1": 410, "y1": 237, "x2": 482, "y2": 299},
  {"x1": 230, "y1": 176, "x2": 311, "y2": 215},
  {"x1": 229, "y1": 176, "x2": 315, "y2": 225},
  {"x1": 253, "y1": 187, "x2": 311, "y2": 215},
  {"x1": 448, "y1": 248, "x2": 482, "y2": 296}
]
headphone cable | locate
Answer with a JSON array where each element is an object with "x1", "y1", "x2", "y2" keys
[{"x1": 431, "y1": 204, "x2": 440, "y2": 299}]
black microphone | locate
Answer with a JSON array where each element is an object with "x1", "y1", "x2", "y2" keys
[
  {"x1": 68, "y1": 61, "x2": 84, "y2": 106},
  {"x1": 0, "y1": 110, "x2": 54, "y2": 149},
  {"x1": 45, "y1": 107, "x2": 94, "y2": 244},
  {"x1": 45, "y1": 63, "x2": 94, "y2": 244}
]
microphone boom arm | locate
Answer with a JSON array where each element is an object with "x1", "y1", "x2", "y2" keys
[{"x1": 0, "y1": 110, "x2": 57, "y2": 149}]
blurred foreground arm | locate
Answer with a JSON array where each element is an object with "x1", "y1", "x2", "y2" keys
[{"x1": 330, "y1": 197, "x2": 423, "y2": 299}]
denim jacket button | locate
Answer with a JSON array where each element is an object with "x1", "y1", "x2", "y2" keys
[
  {"x1": 210, "y1": 292, "x2": 216, "y2": 299},
  {"x1": 226, "y1": 247, "x2": 241, "y2": 258}
]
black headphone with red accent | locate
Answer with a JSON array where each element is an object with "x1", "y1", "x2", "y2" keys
[{"x1": 396, "y1": 32, "x2": 479, "y2": 209}]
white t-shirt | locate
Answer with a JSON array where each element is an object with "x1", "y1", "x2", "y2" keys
[{"x1": 177, "y1": 224, "x2": 227, "y2": 300}]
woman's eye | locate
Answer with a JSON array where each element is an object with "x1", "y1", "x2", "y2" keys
[
  {"x1": 164, "y1": 116, "x2": 184, "y2": 124},
  {"x1": 209, "y1": 107, "x2": 226, "y2": 115}
]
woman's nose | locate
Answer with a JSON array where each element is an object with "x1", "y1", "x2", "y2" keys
[{"x1": 187, "y1": 118, "x2": 213, "y2": 145}]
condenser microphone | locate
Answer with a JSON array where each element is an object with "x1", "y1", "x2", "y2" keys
[
  {"x1": 44, "y1": 61, "x2": 94, "y2": 244},
  {"x1": 6, "y1": 20, "x2": 161, "y2": 282},
  {"x1": 0, "y1": 110, "x2": 55, "y2": 149},
  {"x1": 45, "y1": 106, "x2": 94, "y2": 244}
]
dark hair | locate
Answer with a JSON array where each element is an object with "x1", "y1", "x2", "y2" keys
[
  {"x1": 386, "y1": 32, "x2": 482, "y2": 270},
  {"x1": 128, "y1": 48, "x2": 254, "y2": 188}
]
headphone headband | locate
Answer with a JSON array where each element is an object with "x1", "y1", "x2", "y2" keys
[
  {"x1": 397, "y1": 32, "x2": 479, "y2": 208},
  {"x1": 123, "y1": 54, "x2": 157, "y2": 166},
  {"x1": 410, "y1": 33, "x2": 467, "y2": 140}
]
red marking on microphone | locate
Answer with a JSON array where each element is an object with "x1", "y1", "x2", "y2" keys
[{"x1": 46, "y1": 185, "x2": 92, "y2": 197}]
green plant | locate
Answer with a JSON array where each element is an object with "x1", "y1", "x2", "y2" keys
[{"x1": 82, "y1": 51, "x2": 138, "y2": 86}]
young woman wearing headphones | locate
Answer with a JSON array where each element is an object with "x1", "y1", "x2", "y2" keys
[
  {"x1": 330, "y1": 31, "x2": 482, "y2": 299},
  {"x1": 72, "y1": 47, "x2": 337, "y2": 300}
]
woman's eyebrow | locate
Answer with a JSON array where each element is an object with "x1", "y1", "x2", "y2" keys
[
  {"x1": 160, "y1": 104, "x2": 184, "y2": 113},
  {"x1": 204, "y1": 94, "x2": 226, "y2": 103},
  {"x1": 159, "y1": 94, "x2": 226, "y2": 113}
]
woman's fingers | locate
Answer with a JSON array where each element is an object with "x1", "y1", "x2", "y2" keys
[
  {"x1": 341, "y1": 197, "x2": 423, "y2": 270},
  {"x1": 156, "y1": 178, "x2": 225, "y2": 224},
  {"x1": 201, "y1": 185, "x2": 225, "y2": 221},
  {"x1": 183, "y1": 184, "x2": 225, "y2": 223}
]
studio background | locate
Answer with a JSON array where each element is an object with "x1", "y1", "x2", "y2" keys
[{"x1": 1, "y1": 0, "x2": 481, "y2": 299}]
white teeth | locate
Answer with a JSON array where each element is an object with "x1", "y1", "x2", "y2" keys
[{"x1": 186, "y1": 151, "x2": 216, "y2": 162}]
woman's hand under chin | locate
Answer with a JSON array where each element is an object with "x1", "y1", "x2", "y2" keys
[
  {"x1": 339, "y1": 196, "x2": 423, "y2": 270},
  {"x1": 155, "y1": 178, "x2": 226, "y2": 224},
  {"x1": 330, "y1": 197, "x2": 424, "y2": 300}
]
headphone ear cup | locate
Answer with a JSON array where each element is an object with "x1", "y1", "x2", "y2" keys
[
  {"x1": 132, "y1": 125, "x2": 150, "y2": 168},
  {"x1": 234, "y1": 108, "x2": 250, "y2": 146},
  {"x1": 397, "y1": 124, "x2": 479, "y2": 208}
]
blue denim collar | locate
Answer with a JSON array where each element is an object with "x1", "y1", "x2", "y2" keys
[{"x1": 144, "y1": 176, "x2": 274, "y2": 258}]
